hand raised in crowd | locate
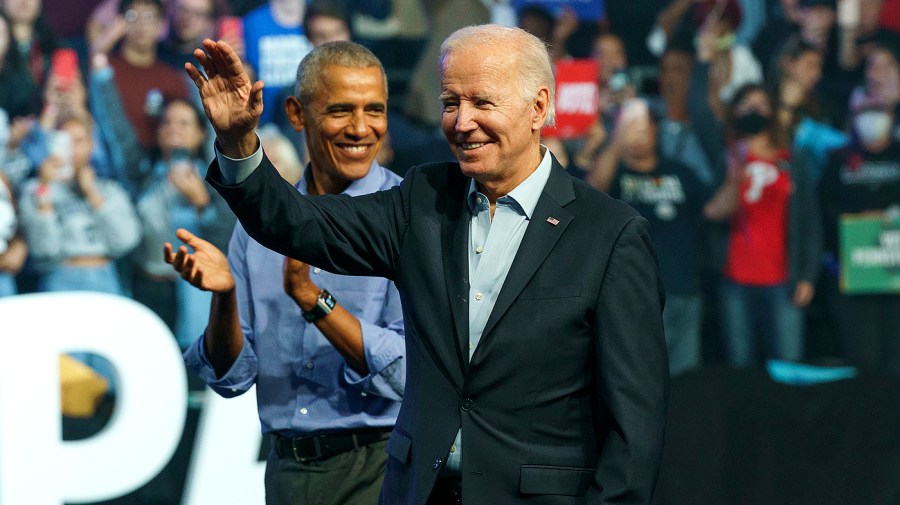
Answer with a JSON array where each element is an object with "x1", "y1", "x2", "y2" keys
[
  {"x1": 572, "y1": 119, "x2": 607, "y2": 169},
  {"x1": 75, "y1": 165, "x2": 105, "y2": 209},
  {"x1": 185, "y1": 39, "x2": 264, "y2": 158},
  {"x1": 554, "y1": 6, "x2": 579, "y2": 43},
  {"x1": 0, "y1": 237, "x2": 27, "y2": 274},
  {"x1": 41, "y1": 74, "x2": 88, "y2": 130},
  {"x1": 779, "y1": 79, "x2": 805, "y2": 110},
  {"x1": 164, "y1": 228, "x2": 235, "y2": 294},
  {"x1": 168, "y1": 163, "x2": 211, "y2": 211},
  {"x1": 793, "y1": 280, "x2": 815, "y2": 308},
  {"x1": 38, "y1": 155, "x2": 66, "y2": 185},
  {"x1": 283, "y1": 258, "x2": 319, "y2": 311},
  {"x1": 7, "y1": 116, "x2": 35, "y2": 151}
]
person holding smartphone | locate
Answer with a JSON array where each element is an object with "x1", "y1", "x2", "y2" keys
[
  {"x1": 131, "y1": 98, "x2": 235, "y2": 349},
  {"x1": 17, "y1": 111, "x2": 140, "y2": 385},
  {"x1": 18, "y1": 113, "x2": 140, "y2": 293}
]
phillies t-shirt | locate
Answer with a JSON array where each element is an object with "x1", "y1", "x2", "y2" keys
[{"x1": 723, "y1": 150, "x2": 792, "y2": 285}]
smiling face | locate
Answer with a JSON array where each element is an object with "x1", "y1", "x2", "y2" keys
[
  {"x1": 440, "y1": 44, "x2": 548, "y2": 196},
  {"x1": 287, "y1": 64, "x2": 387, "y2": 194},
  {"x1": 157, "y1": 100, "x2": 205, "y2": 157}
]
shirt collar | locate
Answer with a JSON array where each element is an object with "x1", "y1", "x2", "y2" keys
[
  {"x1": 466, "y1": 146, "x2": 553, "y2": 219},
  {"x1": 297, "y1": 160, "x2": 386, "y2": 196}
]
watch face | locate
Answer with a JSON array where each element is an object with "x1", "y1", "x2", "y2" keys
[
  {"x1": 318, "y1": 290, "x2": 336, "y2": 312},
  {"x1": 304, "y1": 289, "x2": 335, "y2": 322}
]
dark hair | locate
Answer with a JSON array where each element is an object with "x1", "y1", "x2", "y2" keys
[
  {"x1": 0, "y1": 11, "x2": 44, "y2": 118},
  {"x1": 869, "y1": 31, "x2": 900, "y2": 65},
  {"x1": 726, "y1": 83, "x2": 789, "y2": 148},
  {"x1": 518, "y1": 4, "x2": 555, "y2": 27},
  {"x1": 303, "y1": 0, "x2": 350, "y2": 35},
  {"x1": 152, "y1": 97, "x2": 207, "y2": 163},
  {"x1": 692, "y1": 0, "x2": 743, "y2": 30},
  {"x1": 162, "y1": 97, "x2": 205, "y2": 133},
  {"x1": 0, "y1": 11, "x2": 23, "y2": 69},
  {"x1": 769, "y1": 35, "x2": 824, "y2": 122},
  {"x1": 168, "y1": 0, "x2": 229, "y2": 24},
  {"x1": 782, "y1": 36, "x2": 821, "y2": 63},
  {"x1": 120, "y1": 0, "x2": 164, "y2": 16}
]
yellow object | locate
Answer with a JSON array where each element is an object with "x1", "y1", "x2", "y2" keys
[{"x1": 60, "y1": 354, "x2": 109, "y2": 418}]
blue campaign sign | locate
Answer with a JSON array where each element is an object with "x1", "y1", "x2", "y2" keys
[{"x1": 514, "y1": 0, "x2": 605, "y2": 22}]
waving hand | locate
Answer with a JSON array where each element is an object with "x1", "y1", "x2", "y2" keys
[{"x1": 185, "y1": 39, "x2": 263, "y2": 158}]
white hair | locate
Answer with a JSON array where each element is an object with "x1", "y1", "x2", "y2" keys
[{"x1": 440, "y1": 24, "x2": 556, "y2": 126}]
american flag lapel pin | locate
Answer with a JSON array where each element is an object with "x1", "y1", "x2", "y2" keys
[{"x1": 546, "y1": 217, "x2": 559, "y2": 226}]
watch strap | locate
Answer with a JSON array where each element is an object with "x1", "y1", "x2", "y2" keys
[{"x1": 302, "y1": 289, "x2": 336, "y2": 322}]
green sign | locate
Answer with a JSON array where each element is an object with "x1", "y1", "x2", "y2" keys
[{"x1": 839, "y1": 213, "x2": 900, "y2": 294}]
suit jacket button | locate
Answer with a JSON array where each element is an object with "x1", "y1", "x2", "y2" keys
[
  {"x1": 433, "y1": 458, "x2": 442, "y2": 470},
  {"x1": 461, "y1": 398, "x2": 474, "y2": 411}
]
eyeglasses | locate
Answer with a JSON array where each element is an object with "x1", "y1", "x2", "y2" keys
[{"x1": 124, "y1": 9, "x2": 159, "y2": 24}]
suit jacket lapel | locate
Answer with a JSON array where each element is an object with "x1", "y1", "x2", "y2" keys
[
  {"x1": 442, "y1": 171, "x2": 471, "y2": 374},
  {"x1": 475, "y1": 161, "x2": 575, "y2": 353}
]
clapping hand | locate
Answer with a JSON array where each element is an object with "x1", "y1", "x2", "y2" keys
[{"x1": 164, "y1": 228, "x2": 235, "y2": 294}]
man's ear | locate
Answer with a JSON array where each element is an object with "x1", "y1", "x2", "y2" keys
[
  {"x1": 285, "y1": 96, "x2": 306, "y2": 132},
  {"x1": 532, "y1": 86, "x2": 551, "y2": 132}
]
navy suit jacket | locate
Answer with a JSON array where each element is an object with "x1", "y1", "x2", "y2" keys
[{"x1": 208, "y1": 153, "x2": 668, "y2": 504}]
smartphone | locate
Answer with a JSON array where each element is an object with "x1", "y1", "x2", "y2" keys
[
  {"x1": 48, "y1": 130, "x2": 74, "y2": 181},
  {"x1": 608, "y1": 70, "x2": 632, "y2": 92},
  {"x1": 838, "y1": 0, "x2": 860, "y2": 27},
  {"x1": 217, "y1": 16, "x2": 243, "y2": 45},
  {"x1": 51, "y1": 48, "x2": 79, "y2": 92},
  {"x1": 619, "y1": 98, "x2": 650, "y2": 124},
  {"x1": 169, "y1": 148, "x2": 196, "y2": 176}
]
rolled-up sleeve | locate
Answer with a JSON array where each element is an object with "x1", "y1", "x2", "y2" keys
[
  {"x1": 343, "y1": 280, "x2": 405, "y2": 401},
  {"x1": 183, "y1": 333, "x2": 259, "y2": 398},
  {"x1": 182, "y1": 227, "x2": 260, "y2": 398}
]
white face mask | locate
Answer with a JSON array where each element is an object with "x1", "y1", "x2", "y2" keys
[{"x1": 854, "y1": 111, "x2": 893, "y2": 146}]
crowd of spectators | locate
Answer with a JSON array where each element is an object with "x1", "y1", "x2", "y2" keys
[{"x1": 1, "y1": 0, "x2": 898, "y2": 386}]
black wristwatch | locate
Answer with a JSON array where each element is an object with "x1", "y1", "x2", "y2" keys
[{"x1": 302, "y1": 289, "x2": 336, "y2": 322}]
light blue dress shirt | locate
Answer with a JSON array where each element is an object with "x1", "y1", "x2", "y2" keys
[
  {"x1": 184, "y1": 159, "x2": 406, "y2": 436},
  {"x1": 443, "y1": 147, "x2": 553, "y2": 474}
]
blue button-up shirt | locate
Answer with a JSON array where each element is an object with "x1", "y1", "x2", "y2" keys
[
  {"x1": 444, "y1": 147, "x2": 553, "y2": 473},
  {"x1": 184, "y1": 161, "x2": 405, "y2": 436}
]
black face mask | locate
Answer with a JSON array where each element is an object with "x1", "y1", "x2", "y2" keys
[{"x1": 734, "y1": 112, "x2": 771, "y2": 135}]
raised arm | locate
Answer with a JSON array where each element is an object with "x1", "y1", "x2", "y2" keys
[
  {"x1": 164, "y1": 228, "x2": 242, "y2": 377},
  {"x1": 185, "y1": 39, "x2": 265, "y2": 160}
]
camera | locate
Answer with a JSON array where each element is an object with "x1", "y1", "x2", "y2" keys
[{"x1": 608, "y1": 70, "x2": 632, "y2": 92}]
